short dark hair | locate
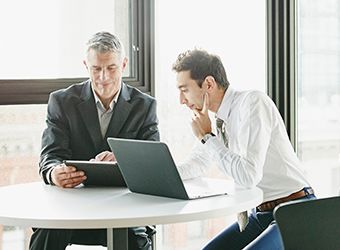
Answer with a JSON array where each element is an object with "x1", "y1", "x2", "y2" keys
[{"x1": 172, "y1": 49, "x2": 229, "y2": 89}]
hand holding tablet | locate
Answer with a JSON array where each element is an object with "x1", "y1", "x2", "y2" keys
[{"x1": 64, "y1": 160, "x2": 126, "y2": 187}]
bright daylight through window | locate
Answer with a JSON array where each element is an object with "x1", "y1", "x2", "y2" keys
[{"x1": 297, "y1": 0, "x2": 340, "y2": 197}]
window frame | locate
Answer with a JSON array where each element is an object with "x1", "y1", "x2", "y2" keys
[
  {"x1": 266, "y1": 0, "x2": 297, "y2": 148},
  {"x1": 0, "y1": 0, "x2": 155, "y2": 105}
]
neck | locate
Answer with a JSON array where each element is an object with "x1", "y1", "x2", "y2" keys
[
  {"x1": 210, "y1": 87, "x2": 227, "y2": 113},
  {"x1": 99, "y1": 95, "x2": 115, "y2": 110}
]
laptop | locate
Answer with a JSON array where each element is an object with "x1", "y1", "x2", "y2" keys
[
  {"x1": 107, "y1": 138, "x2": 231, "y2": 200},
  {"x1": 64, "y1": 160, "x2": 126, "y2": 187}
]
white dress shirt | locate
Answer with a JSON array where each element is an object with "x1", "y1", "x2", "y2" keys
[
  {"x1": 92, "y1": 86, "x2": 121, "y2": 138},
  {"x1": 177, "y1": 87, "x2": 310, "y2": 202}
]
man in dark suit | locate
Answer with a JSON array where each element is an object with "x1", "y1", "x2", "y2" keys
[{"x1": 29, "y1": 32, "x2": 159, "y2": 250}]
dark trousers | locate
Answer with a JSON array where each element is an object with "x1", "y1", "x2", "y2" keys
[
  {"x1": 203, "y1": 191, "x2": 316, "y2": 250},
  {"x1": 29, "y1": 227, "x2": 154, "y2": 250}
]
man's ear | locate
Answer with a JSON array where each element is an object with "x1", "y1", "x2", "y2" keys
[
  {"x1": 204, "y1": 75, "x2": 216, "y2": 92},
  {"x1": 122, "y1": 57, "x2": 128, "y2": 71},
  {"x1": 83, "y1": 60, "x2": 88, "y2": 70}
]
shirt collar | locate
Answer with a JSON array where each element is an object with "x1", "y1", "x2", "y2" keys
[
  {"x1": 91, "y1": 85, "x2": 121, "y2": 112},
  {"x1": 216, "y1": 86, "x2": 234, "y2": 122}
]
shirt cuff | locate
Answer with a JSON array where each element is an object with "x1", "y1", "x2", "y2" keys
[
  {"x1": 46, "y1": 167, "x2": 55, "y2": 185},
  {"x1": 204, "y1": 136, "x2": 226, "y2": 157}
]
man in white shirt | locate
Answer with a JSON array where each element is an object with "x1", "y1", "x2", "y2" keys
[{"x1": 172, "y1": 49, "x2": 315, "y2": 250}]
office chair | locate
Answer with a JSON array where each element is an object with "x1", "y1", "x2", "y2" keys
[{"x1": 274, "y1": 196, "x2": 340, "y2": 250}]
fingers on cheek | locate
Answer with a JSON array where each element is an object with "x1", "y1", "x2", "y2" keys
[{"x1": 193, "y1": 117, "x2": 200, "y2": 124}]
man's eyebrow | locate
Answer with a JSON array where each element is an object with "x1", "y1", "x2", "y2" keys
[
  {"x1": 177, "y1": 84, "x2": 187, "y2": 89},
  {"x1": 91, "y1": 64, "x2": 117, "y2": 68}
]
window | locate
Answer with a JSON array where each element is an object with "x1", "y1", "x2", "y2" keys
[
  {"x1": 0, "y1": 1, "x2": 153, "y2": 249},
  {"x1": 155, "y1": 0, "x2": 265, "y2": 248},
  {"x1": 296, "y1": 0, "x2": 340, "y2": 197},
  {"x1": 0, "y1": 0, "x2": 154, "y2": 105}
]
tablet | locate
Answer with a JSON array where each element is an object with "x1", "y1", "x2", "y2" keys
[{"x1": 64, "y1": 160, "x2": 126, "y2": 187}]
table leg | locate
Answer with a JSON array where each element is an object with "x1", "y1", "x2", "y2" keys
[{"x1": 107, "y1": 228, "x2": 128, "y2": 250}]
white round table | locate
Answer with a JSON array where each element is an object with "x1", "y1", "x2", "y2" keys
[{"x1": 0, "y1": 182, "x2": 263, "y2": 249}]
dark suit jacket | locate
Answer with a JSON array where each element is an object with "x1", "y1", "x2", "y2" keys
[{"x1": 39, "y1": 79, "x2": 160, "y2": 184}]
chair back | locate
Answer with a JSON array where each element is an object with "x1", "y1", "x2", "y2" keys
[{"x1": 274, "y1": 196, "x2": 340, "y2": 250}]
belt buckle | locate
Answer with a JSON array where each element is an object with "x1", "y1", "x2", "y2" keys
[{"x1": 304, "y1": 187, "x2": 313, "y2": 196}]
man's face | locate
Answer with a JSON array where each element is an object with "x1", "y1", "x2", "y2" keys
[
  {"x1": 84, "y1": 49, "x2": 127, "y2": 101},
  {"x1": 176, "y1": 70, "x2": 206, "y2": 111}
]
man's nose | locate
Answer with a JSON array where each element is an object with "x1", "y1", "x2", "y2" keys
[
  {"x1": 99, "y1": 69, "x2": 107, "y2": 81},
  {"x1": 179, "y1": 93, "x2": 186, "y2": 105}
]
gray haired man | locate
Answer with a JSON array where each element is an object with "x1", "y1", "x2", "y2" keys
[{"x1": 29, "y1": 32, "x2": 159, "y2": 250}]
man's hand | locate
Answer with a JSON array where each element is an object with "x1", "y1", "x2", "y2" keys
[
  {"x1": 90, "y1": 151, "x2": 116, "y2": 162},
  {"x1": 51, "y1": 163, "x2": 86, "y2": 188},
  {"x1": 191, "y1": 93, "x2": 212, "y2": 140}
]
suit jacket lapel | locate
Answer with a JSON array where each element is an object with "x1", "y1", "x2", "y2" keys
[
  {"x1": 78, "y1": 80, "x2": 103, "y2": 151},
  {"x1": 104, "y1": 82, "x2": 132, "y2": 139}
]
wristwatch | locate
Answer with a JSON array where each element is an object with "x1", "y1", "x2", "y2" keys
[{"x1": 201, "y1": 132, "x2": 216, "y2": 144}]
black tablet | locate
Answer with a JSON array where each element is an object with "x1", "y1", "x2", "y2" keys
[{"x1": 64, "y1": 160, "x2": 126, "y2": 187}]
